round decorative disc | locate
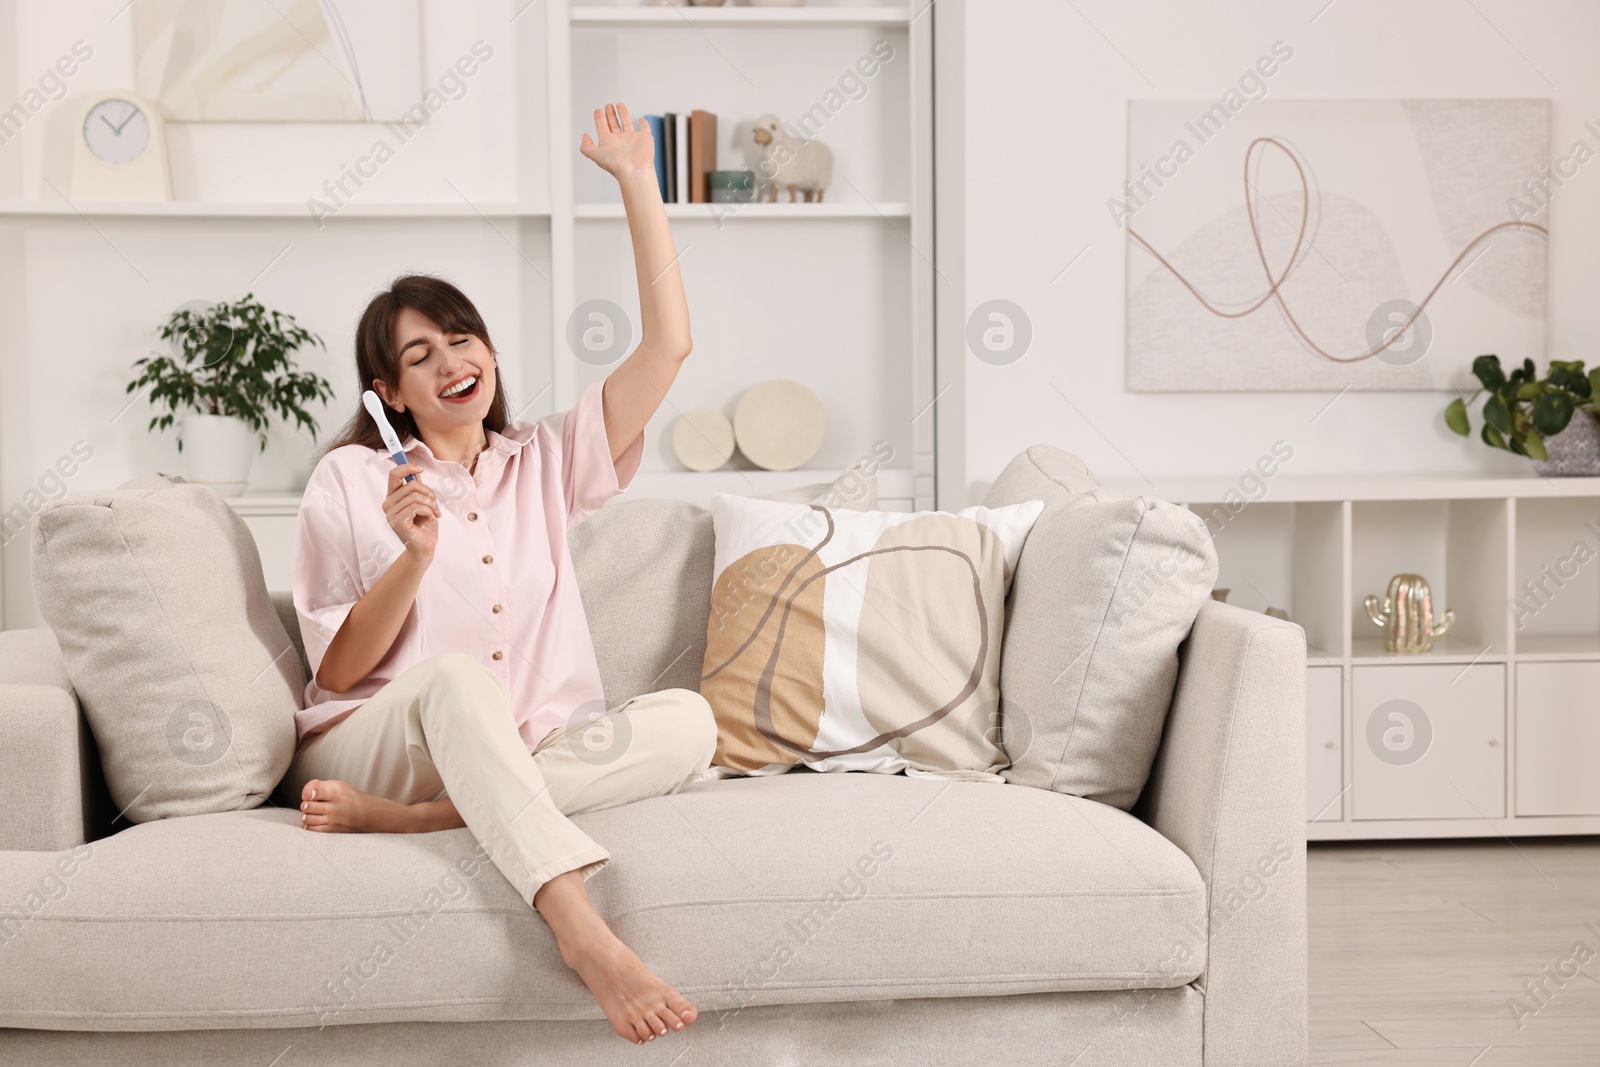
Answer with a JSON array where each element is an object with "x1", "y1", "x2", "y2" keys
[
  {"x1": 672, "y1": 408, "x2": 736, "y2": 471},
  {"x1": 733, "y1": 380, "x2": 826, "y2": 471}
]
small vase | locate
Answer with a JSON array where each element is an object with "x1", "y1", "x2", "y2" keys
[
  {"x1": 179, "y1": 413, "x2": 258, "y2": 496},
  {"x1": 1532, "y1": 411, "x2": 1600, "y2": 476}
]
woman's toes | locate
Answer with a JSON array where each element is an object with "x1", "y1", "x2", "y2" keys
[
  {"x1": 665, "y1": 992, "x2": 696, "y2": 1027},
  {"x1": 641, "y1": 1009, "x2": 673, "y2": 1038}
]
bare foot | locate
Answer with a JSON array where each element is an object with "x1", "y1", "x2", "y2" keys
[
  {"x1": 561, "y1": 932, "x2": 697, "y2": 1045},
  {"x1": 299, "y1": 779, "x2": 465, "y2": 834}
]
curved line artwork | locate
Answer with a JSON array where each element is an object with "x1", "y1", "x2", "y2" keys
[{"x1": 1126, "y1": 136, "x2": 1550, "y2": 364}]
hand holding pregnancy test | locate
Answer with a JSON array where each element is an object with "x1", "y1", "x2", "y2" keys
[
  {"x1": 364, "y1": 389, "x2": 441, "y2": 556},
  {"x1": 364, "y1": 389, "x2": 417, "y2": 483}
]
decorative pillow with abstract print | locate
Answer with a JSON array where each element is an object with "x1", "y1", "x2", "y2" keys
[{"x1": 700, "y1": 493, "x2": 1045, "y2": 780}]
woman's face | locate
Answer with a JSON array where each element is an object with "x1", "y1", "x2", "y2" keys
[{"x1": 374, "y1": 305, "x2": 496, "y2": 435}]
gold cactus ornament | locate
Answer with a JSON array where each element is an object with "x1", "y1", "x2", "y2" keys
[{"x1": 1364, "y1": 573, "x2": 1455, "y2": 653}]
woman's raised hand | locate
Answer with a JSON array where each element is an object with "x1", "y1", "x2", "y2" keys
[
  {"x1": 385, "y1": 463, "x2": 441, "y2": 561},
  {"x1": 580, "y1": 103, "x2": 656, "y2": 179}
]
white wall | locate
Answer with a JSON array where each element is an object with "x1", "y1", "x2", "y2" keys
[{"x1": 948, "y1": 0, "x2": 1600, "y2": 505}]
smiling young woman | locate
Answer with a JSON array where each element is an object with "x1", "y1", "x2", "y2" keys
[{"x1": 279, "y1": 103, "x2": 713, "y2": 1047}]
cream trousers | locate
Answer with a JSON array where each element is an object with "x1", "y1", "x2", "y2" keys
[{"x1": 280, "y1": 652, "x2": 717, "y2": 906}]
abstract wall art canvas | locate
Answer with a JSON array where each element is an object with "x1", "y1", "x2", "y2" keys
[
  {"x1": 1123, "y1": 99, "x2": 1550, "y2": 391},
  {"x1": 135, "y1": 0, "x2": 423, "y2": 122}
]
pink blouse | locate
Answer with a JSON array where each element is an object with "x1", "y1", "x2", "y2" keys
[{"x1": 291, "y1": 378, "x2": 643, "y2": 751}]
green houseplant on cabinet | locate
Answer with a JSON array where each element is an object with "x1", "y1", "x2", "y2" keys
[
  {"x1": 126, "y1": 295, "x2": 335, "y2": 495},
  {"x1": 1444, "y1": 354, "x2": 1600, "y2": 475}
]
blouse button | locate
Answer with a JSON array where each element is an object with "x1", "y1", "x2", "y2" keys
[
  {"x1": 482, "y1": 554, "x2": 493, "y2": 564},
  {"x1": 492, "y1": 650, "x2": 503, "y2": 661},
  {"x1": 468, "y1": 512, "x2": 478, "y2": 521},
  {"x1": 492, "y1": 604, "x2": 502, "y2": 613}
]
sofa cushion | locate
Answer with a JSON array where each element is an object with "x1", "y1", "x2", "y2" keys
[
  {"x1": 0, "y1": 772, "x2": 1205, "y2": 1031},
  {"x1": 569, "y1": 463, "x2": 878, "y2": 709},
  {"x1": 29, "y1": 474, "x2": 303, "y2": 824},
  {"x1": 984, "y1": 447, "x2": 1218, "y2": 810},
  {"x1": 701, "y1": 494, "x2": 1045, "y2": 778}
]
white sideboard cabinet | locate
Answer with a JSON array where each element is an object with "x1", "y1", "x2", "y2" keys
[{"x1": 1106, "y1": 473, "x2": 1600, "y2": 841}]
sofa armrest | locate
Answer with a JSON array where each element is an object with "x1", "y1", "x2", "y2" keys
[
  {"x1": 1135, "y1": 599, "x2": 1307, "y2": 1067},
  {"x1": 0, "y1": 628, "x2": 108, "y2": 851}
]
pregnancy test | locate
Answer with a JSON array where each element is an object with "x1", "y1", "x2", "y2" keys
[{"x1": 362, "y1": 390, "x2": 416, "y2": 484}]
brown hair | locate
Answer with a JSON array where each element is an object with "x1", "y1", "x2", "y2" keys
[{"x1": 316, "y1": 274, "x2": 512, "y2": 461}]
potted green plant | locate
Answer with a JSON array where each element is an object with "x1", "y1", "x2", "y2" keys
[
  {"x1": 1444, "y1": 355, "x2": 1600, "y2": 475},
  {"x1": 127, "y1": 295, "x2": 336, "y2": 495}
]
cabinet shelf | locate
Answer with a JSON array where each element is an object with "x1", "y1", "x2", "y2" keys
[
  {"x1": 1514, "y1": 635, "x2": 1600, "y2": 660},
  {"x1": 571, "y1": 6, "x2": 913, "y2": 29},
  {"x1": 1350, "y1": 637, "x2": 1505, "y2": 664},
  {"x1": 1109, "y1": 473, "x2": 1600, "y2": 503},
  {"x1": 0, "y1": 200, "x2": 550, "y2": 219},
  {"x1": 574, "y1": 202, "x2": 910, "y2": 219}
]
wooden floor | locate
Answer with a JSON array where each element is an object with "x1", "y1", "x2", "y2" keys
[{"x1": 1310, "y1": 837, "x2": 1600, "y2": 1065}]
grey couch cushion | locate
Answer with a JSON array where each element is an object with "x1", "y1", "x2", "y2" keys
[
  {"x1": 984, "y1": 447, "x2": 1218, "y2": 810},
  {"x1": 0, "y1": 772, "x2": 1204, "y2": 1031},
  {"x1": 29, "y1": 474, "x2": 303, "y2": 824},
  {"x1": 569, "y1": 465, "x2": 878, "y2": 707}
]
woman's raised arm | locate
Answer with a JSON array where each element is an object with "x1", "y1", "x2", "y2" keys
[{"x1": 578, "y1": 102, "x2": 692, "y2": 464}]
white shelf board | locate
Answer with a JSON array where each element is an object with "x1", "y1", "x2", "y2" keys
[
  {"x1": 1514, "y1": 634, "x2": 1600, "y2": 660},
  {"x1": 571, "y1": 6, "x2": 912, "y2": 28},
  {"x1": 222, "y1": 493, "x2": 303, "y2": 518},
  {"x1": 1103, "y1": 473, "x2": 1600, "y2": 503},
  {"x1": 626, "y1": 465, "x2": 914, "y2": 503},
  {"x1": 0, "y1": 200, "x2": 550, "y2": 219},
  {"x1": 1350, "y1": 636, "x2": 1506, "y2": 664},
  {"x1": 225, "y1": 467, "x2": 916, "y2": 516},
  {"x1": 574, "y1": 201, "x2": 909, "y2": 219},
  {"x1": 1308, "y1": 814, "x2": 1600, "y2": 840}
]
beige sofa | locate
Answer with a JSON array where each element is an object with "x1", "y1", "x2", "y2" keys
[{"x1": 0, "y1": 449, "x2": 1307, "y2": 1066}]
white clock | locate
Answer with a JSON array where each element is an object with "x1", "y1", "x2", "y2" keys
[{"x1": 71, "y1": 92, "x2": 171, "y2": 201}]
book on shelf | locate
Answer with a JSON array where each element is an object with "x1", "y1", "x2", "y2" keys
[
  {"x1": 646, "y1": 110, "x2": 719, "y2": 203},
  {"x1": 645, "y1": 114, "x2": 667, "y2": 201},
  {"x1": 675, "y1": 113, "x2": 689, "y2": 204},
  {"x1": 689, "y1": 109, "x2": 717, "y2": 202},
  {"x1": 661, "y1": 112, "x2": 677, "y2": 202}
]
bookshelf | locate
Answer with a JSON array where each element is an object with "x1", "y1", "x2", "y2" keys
[{"x1": 0, "y1": 0, "x2": 936, "y2": 630}]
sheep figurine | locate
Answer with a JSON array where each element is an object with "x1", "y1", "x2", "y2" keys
[{"x1": 751, "y1": 113, "x2": 833, "y2": 203}]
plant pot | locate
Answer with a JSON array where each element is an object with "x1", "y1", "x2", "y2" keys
[
  {"x1": 1532, "y1": 411, "x2": 1600, "y2": 477},
  {"x1": 178, "y1": 413, "x2": 257, "y2": 496}
]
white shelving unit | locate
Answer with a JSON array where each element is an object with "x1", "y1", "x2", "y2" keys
[
  {"x1": 0, "y1": 0, "x2": 935, "y2": 630},
  {"x1": 1104, "y1": 473, "x2": 1600, "y2": 841},
  {"x1": 556, "y1": 0, "x2": 935, "y2": 510}
]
